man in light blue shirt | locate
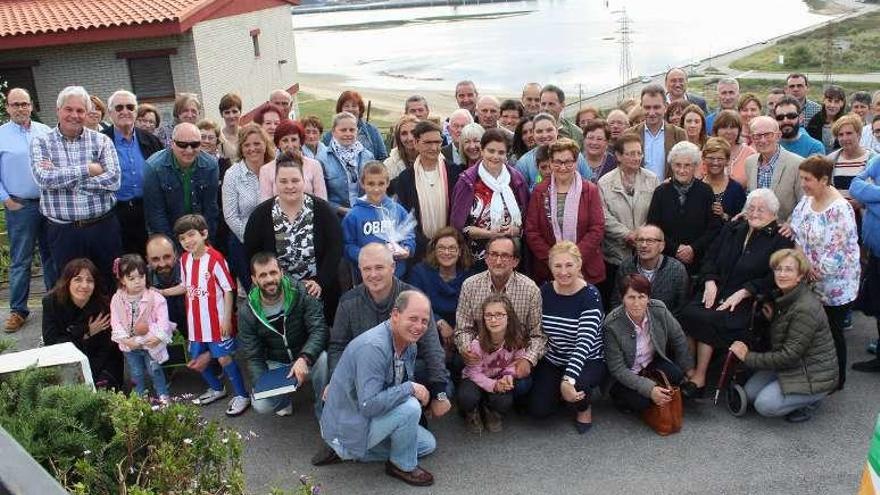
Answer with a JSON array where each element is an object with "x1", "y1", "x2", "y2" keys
[
  {"x1": 315, "y1": 290, "x2": 437, "y2": 487},
  {"x1": 0, "y1": 88, "x2": 56, "y2": 332}
]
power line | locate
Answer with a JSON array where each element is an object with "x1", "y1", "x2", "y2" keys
[{"x1": 613, "y1": 8, "x2": 633, "y2": 103}]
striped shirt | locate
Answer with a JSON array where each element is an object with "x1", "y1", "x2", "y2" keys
[
  {"x1": 221, "y1": 161, "x2": 262, "y2": 242},
  {"x1": 181, "y1": 246, "x2": 235, "y2": 342},
  {"x1": 540, "y1": 283, "x2": 604, "y2": 380},
  {"x1": 830, "y1": 148, "x2": 873, "y2": 199},
  {"x1": 31, "y1": 126, "x2": 120, "y2": 222}
]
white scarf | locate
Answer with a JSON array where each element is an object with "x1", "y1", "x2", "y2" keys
[{"x1": 477, "y1": 162, "x2": 521, "y2": 228}]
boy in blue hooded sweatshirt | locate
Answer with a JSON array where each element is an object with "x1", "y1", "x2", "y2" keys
[{"x1": 342, "y1": 161, "x2": 416, "y2": 278}]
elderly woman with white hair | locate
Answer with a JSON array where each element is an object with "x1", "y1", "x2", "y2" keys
[
  {"x1": 646, "y1": 141, "x2": 722, "y2": 273},
  {"x1": 678, "y1": 188, "x2": 794, "y2": 393},
  {"x1": 458, "y1": 122, "x2": 486, "y2": 170}
]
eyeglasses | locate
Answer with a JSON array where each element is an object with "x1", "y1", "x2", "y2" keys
[
  {"x1": 114, "y1": 103, "x2": 136, "y2": 112},
  {"x1": 436, "y1": 245, "x2": 459, "y2": 254},
  {"x1": 751, "y1": 131, "x2": 776, "y2": 141},
  {"x1": 746, "y1": 205, "x2": 770, "y2": 214},
  {"x1": 487, "y1": 251, "x2": 515, "y2": 261},
  {"x1": 551, "y1": 159, "x2": 576, "y2": 167},
  {"x1": 775, "y1": 113, "x2": 799, "y2": 121},
  {"x1": 704, "y1": 156, "x2": 727, "y2": 164},
  {"x1": 420, "y1": 140, "x2": 443, "y2": 147},
  {"x1": 174, "y1": 140, "x2": 201, "y2": 149},
  {"x1": 621, "y1": 151, "x2": 643, "y2": 158},
  {"x1": 636, "y1": 238, "x2": 663, "y2": 244},
  {"x1": 873, "y1": 128, "x2": 880, "y2": 136},
  {"x1": 484, "y1": 312, "x2": 508, "y2": 321},
  {"x1": 8, "y1": 101, "x2": 31, "y2": 108}
]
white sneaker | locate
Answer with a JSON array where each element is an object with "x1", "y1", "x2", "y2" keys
[
  {"x1": 275, "y1": 403, "x2": 294, "y2": 417},
  {"x1": 226, "y1": 396, "x2": 251, "y2": 416},
  {"x1": 192, "y1": 388, "x2": 227, "y2": 406}
]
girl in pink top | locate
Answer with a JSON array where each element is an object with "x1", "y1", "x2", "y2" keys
[
  {"x1": 110, "y1": 254, "x2": 174, "y2": 401},
  {"x1": 459, "y1": 294, "x2": 528, "y2": 434}
]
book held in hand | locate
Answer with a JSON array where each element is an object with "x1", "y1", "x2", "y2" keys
[{"x1": 253, "y1": 366, "x2": 299, "y2": 400}]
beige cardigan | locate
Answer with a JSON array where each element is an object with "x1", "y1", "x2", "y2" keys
[{"x1": 598, "y1": 167, "x2": 660, "y2": 265}]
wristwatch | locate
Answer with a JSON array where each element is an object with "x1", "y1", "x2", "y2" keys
[
  {"x1": 562, "y1": 376, "x2": 576, "y2": 386},
  {"x1": 435, "y1": 392, "x2": 449, "y2": 402}
]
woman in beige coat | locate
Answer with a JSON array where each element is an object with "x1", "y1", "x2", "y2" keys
[{"x1": 597, "y1": 132, "x2": 660, "y2": 306}]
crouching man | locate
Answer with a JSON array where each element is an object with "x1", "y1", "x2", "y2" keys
[
  {"x1": 312, "y1": 290, "x2": 437, "y2": 487},
  {"x1": 238, "y1": 252, "x2": 328, "y2": 417}
]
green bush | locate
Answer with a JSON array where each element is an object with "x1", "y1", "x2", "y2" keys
[{"x1": 0, "y1": 368, "x2": 245, "y2": 494}]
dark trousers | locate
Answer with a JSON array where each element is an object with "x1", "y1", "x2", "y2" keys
[
  {"x1": 48, "y1": 214, "x2": 122, "y2": 292},
  {"x1": 114, "y1": 199, "x2": 147, "y2": 257},
  {"x1": 824, "y1": 303, "x2": 851, "y2": 390},
  {"x1": 457, "y1": 378, "x2": 514, "y2": 414},
  {"x1": 597, "y1": 262, "x2": 619, "y2": 313},
  {"x1": 528, "y1": 358, "x2": 607, "y2": 418},
  {"x1": 609, "y1": 357, "x2": 684, "y2": 413},
  {"x1": 226, "y1": 236, "x2": 252, "y2": 293}
]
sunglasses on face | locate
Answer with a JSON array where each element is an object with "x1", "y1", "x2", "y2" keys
[
  {"x1": 775, "y1": 113, "x2": 799, "y2": 121},
  {"x1": 114, "y1": 104, "x2": 136, "y2": 112},
  {"x1": 174, "y1": 140, "x2": 201, "y2": 150}
]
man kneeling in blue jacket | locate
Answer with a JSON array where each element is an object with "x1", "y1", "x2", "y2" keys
[{"x1": 312, "y1": 291, "x2": 437, "y2": 487}]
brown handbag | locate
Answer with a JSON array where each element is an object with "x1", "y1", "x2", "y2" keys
[{"x1": 640, "y1": 369, "x2": 683, "y2": 436}]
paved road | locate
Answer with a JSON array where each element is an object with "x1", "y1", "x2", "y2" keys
[
  {"x1": 571, "y1": 0, "x2": 880, "y2": 113},
  {"x1": 3, "y1": 301, "x2": 878, "y2": 495}
]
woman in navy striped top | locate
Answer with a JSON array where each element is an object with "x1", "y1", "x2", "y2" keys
[{"x1": 527, "y1": 241, "x2": 606, "y2": 434}]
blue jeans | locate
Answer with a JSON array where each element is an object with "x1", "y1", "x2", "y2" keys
[
  {"x1": 252, "y1": 352, "x2": 329, "y2": 418},
  {"x1": 6, "y1": 199, "x2": 56, "y2": 316},
  {"x1": 124, "y1": 349, "x2": 169, "y2": 397},
  {"x1": 359, "y1": 397, "x2": 436, "y2": 471}
]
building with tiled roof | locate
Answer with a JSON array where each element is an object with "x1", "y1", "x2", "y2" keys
[{"x1": 0, "y1": 0, "x2": 301, "y2": 124}]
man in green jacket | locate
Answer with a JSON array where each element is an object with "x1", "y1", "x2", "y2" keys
[{"x1": 238, "y1": 252, "x2": 329, "y2": 417}]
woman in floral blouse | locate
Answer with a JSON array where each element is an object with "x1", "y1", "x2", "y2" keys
[{"x1": 788, "y1": 155, "x2": 860, "y2": 391}]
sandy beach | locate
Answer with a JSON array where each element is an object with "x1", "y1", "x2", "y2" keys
[{"x1": 297, "y1": 72, "x2": 470, "y2": 121}]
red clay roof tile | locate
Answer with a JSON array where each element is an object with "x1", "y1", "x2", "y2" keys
[{"x1": 0, "y1": 0, "x2": 215, "y2": 37}]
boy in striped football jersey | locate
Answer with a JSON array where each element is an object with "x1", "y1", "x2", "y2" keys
[{"x1": 174, "y1": 214, "x2": 250, "y2": 416}]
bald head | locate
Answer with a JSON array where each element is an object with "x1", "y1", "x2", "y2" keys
[
  {"x1": 476, "y1": 95, "x2": 501, "y2": 128},
  {"x1": 146, "y1": 234, "x2": 177, "y2": 275},
  {"x1": 665, "y1": 68, "x2": 688, "y2": 100},
  {"x1": 359, "y1": 242, "x2": 394, "y2": 267},
  {"x1": 171, "y1": 123, "x2": 202, "y2": 166},
  {"x1": 521, "y1": 82, "x2": 542, "y2": 117},
  {"x1": 6, "y1": 88, "x2": 33, "y2": 126},
  {"x1": 270, "y1": 89, "x2": 292, "y2": 115}
]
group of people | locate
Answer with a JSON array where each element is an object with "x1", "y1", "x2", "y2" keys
[{"x1": 2, "y1": 68, "x2": 880, "y2": 487}]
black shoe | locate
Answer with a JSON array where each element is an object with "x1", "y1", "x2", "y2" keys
[
  {"x1": 311, "y1": 444, "x2": 342, "y2": 466},
  {"x1": 853, "y1": 357, "x2": 880, "y2": 373},
  {"x1": 574, "y1": 420, "x2": 593, "y2": 435},
  {"x1": 785, "y1": 407, "x2": 813, "y2": 423},
  {"x1": 680, "y1": 381, "x2": 704, "y2": 400}
]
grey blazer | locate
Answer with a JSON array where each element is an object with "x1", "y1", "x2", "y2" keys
[
  {"x1": 603, "y1": 299, "x2": 694, "y2": 398},
  {"x1": 744, "y1": 147, "x2": 803, "y2": 222}
]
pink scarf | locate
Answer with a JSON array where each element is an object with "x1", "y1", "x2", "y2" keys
[{"x1": 549, "y1": 175, "x2": 582, "y2": 242}]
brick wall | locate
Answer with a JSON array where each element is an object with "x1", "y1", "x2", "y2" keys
[
  {"x1": 191, "y1": 4, "x2": 299, "y2": 123},
  {"x1": 0, "y1": 35, "x2": 200, "y2": 125}
]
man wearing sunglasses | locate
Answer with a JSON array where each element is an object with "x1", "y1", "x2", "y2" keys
[
  {"x1": 774, "y1": 96, "x2": 825, "y2": 159},
  {"x1": 143, "y1": 122, "x2": 219, "y2": 242},
  {"x1": 101, "y1": 90, "x2": 163, "y2": 257}
]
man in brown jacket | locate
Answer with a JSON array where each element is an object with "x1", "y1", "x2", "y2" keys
[{"x1": 625, "y1": 84, "x2": 687, "y2": 179}]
